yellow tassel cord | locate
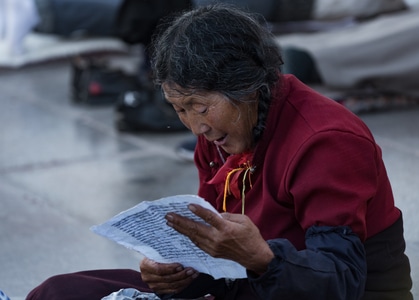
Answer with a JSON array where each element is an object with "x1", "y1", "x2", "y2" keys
[{"x1": 222, "y1": 162, "x2": 254, "y2": 214}]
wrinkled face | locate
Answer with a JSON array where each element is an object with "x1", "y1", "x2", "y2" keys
[{"x1": 162, "y1": 83, "x2": 258, "y2": 155}]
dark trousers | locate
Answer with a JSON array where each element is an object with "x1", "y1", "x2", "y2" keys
[{"x1": 26, "y1": 269, "x2": 257, "y2": 300}]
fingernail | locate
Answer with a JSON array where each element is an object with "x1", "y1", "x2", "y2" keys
[
  {"x1": 188, "y1": 204, "x2": 196, "y2": 212},
  {"x1": 186, "y1": 269, "x2": 194, "y2": 276},
  {"x1": 176, "y1": 266, "x2": 183, "y2": 272},
  {"x1": 166, "y1": 214, "x2": 173, "y2": 227}
]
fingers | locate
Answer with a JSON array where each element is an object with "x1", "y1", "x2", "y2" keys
[
  {"x1": 165, "y1": 205, "x2": 250, "y2": 247},
  {"x1": 166, "y1": 217, "x2": 211, "y2": 250},
  {"x1": 220, "y1": 211, "x2": 250, "y2": 223},
  {"x1": 140, "y1": 257, "x2": 181, "y2": 276},
  {"x1": 140, "y1": 258, "x2": 198, "y2": 295},
  {"x1": 188, "y1": 204, "x2": 223, "y2": 228},
  {"x1": 145, "y1": 267, "x2": 198, "y2": 295},
  {"x1": 189, "y1": 205, "x2": 250, "y2": 227},
  {"x1": 165, "y1": 213, "x2": 206, "y2": 248},
  {"x1": 166, "y1": 204, "x2": 223, "y2": 233}
]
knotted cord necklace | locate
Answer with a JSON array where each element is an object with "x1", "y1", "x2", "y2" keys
[{"x1": 222, "y1": 160, "x2": 255, "y2": 214}]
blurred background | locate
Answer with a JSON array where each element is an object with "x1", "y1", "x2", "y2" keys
[{"x1": 1, "y1": 0, "x2": 418, "y2": 298}]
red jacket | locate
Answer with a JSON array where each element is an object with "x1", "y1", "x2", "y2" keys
[
  {"x1": 196, "y1": 74, "x2": 399, "y2": 248},
  {"x1": 193, "y1": 75, "x2": 410, "y2": 299}
]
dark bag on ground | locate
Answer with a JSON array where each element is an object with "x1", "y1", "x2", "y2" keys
[
  {"x1": 115, "y1": 0, "x2": 193, "y2": 45},
  {"x1": 71, "y1": 57, "x2": 140, "y2": 105},
  {"x1": 70, "y1": 57, "x2": 186, "y2": 132},
  {"x1": 115, "y1": 88, "x2": 187, "y2": 132}
]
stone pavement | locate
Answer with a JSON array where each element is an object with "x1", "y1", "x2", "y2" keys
[{"x1": 0, "y1": 60, "x2": 418, "y2": 299}]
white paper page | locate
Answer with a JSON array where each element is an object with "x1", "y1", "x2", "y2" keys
[{"x1": 91, "y1": 194, "x2": 246, "y2": 279}]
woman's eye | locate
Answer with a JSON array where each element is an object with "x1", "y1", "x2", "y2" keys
[
  {"x1": 172, "y1": 105, "x2": 185, "y2": 114},
  {"x1": 193, "y1": 104, "x2": 208, "y2": 114}
]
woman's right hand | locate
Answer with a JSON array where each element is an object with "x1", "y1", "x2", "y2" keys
[{"x1": 140, "y1": 257, "x2": 199, "y2": 295}]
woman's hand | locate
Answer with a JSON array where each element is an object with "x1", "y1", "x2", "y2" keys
[
  {"x1": 140, "y1": 257, "x2": 199, "y2": 295},
  {"x1": 165, "y1": 204, "x2": 274, "y2": 274}
]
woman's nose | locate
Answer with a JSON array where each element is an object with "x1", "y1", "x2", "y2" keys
[
  {"x1": 183, "y1": 115, "x2": 210, "y2": 136},
  {"x1": 191, "y1": 123, "x2": 210, "y2": 136}
]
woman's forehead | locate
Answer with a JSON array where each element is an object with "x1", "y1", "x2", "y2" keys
[
  {"x1": 162, "y1": 82, "x2": 191, "y2": 96},
  {"x1": 162, "y1": 82, "x2": 212, "y2": 99}
]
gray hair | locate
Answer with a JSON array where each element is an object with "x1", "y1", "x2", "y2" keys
[{"x1": 150, "y1": 4, "x2": 283, "y2": 140}]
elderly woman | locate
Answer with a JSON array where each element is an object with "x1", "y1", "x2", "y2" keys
[{"x1": 27, "y1": 4, "x2": 412, "y2": 300}]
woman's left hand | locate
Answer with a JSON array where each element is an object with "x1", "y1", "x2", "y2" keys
[{"x1": 165, "y1": 204, "x2": 274, "y2": 274}]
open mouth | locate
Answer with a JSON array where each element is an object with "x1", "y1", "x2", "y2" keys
[{"x1": 213, "y1": 135, "x2": 227, "y2": 146}]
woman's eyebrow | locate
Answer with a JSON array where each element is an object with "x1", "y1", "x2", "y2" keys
[{"x1": 165, "y1": 96, "x2": 195, "y2": 107}]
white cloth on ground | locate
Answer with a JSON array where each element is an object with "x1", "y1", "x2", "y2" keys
[
  {"x1": 102, "y1": 288, "x2": 161, "y2": 300},
  {"x1": 276, "y1": 7, "x2": 419, "y2": 95}
]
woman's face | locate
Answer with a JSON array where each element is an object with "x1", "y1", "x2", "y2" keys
[{"x1": 162, "y1": 83, "x2": 258, "y2": 155}]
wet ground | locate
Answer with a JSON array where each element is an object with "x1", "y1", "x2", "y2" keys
[{"x1": 0, "y1": 60, "x2": 418, "y2": 299}]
